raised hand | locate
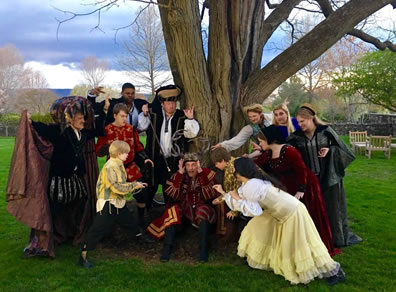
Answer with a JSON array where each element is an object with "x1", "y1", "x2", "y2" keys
[
  {"x1": 92, "y1": 86, "x2": 105, "y2": 96},
  {"x1": 178, "y1": 158, "x2": 185, "y2": 174},
  {"x1": 142, "y1": 104, "x2": 149, "y2": 116},
  {"x1": 104, "y1": 94, "x2": 111, "y2": 112},
  {"x1": 183, "y1": 106, "x2": 194, "y2": 119},
  {"x1": 196, "y1": 160, "x2": 203, "y2": 173},
  {"x1": 144, "y1": 159, "x2": 154, "y2": 167}
]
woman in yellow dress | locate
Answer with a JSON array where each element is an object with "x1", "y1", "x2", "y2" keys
[{"x1": 213, "y1": 157, "x2": 345, "y2": 285}]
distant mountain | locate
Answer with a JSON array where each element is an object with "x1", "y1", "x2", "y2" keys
[{"x1": 48, "y1": 88, "x2": 72, "y2": 97}]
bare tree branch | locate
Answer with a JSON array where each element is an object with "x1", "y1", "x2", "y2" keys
[
  {"x1": 54, "y1": 0, "x2": 119, "y2": 40},
  {"x1": 54, "y1": 0, "x2": 173, "y2": 42},
  {"x1": 349, "y1": 29, "x2": 396, "y2": 51},
  {"x1": 114, "y1": 4, "x2": 150, "y2": 42},
  {"x1": 259, "y1": 0, "x2": 302, "y2": 52},
  {"x1": 316, "y1": 0, "x2": 396, "y2": 52}
]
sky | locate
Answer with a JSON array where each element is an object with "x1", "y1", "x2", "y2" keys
[{"x1": 0, "y1": 0, "x2": 395, "y2": 89}]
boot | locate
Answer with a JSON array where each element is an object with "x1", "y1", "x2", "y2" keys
[
  {"x1": 199, "y1": 220, "x2": 210, "y2": 263},
  {"x1": 137, "y1": 206, "x2": 147, "y2": 230},
  {"x1": 160, "y1": 225, "x2": 176, "y2": 262},
  {"x1": 327, "y1": 267, "x2": 346, "y2": 286},
  {"x1": 79, "y1": 248, "x2": 94, "y2": 269}
]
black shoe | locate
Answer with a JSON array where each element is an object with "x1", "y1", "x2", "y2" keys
[
  {"x1": 160, "y1": 244, "x2": 172, "y2": 262},
  {"x1": 137, "y1": 232, "x2": 155, "y2": 244},
  {"x1": 152, "y1": 198, "x2": 165, "y2": 207},
  {"x1": 327, "y1": 268, "x2": 346, "y2": 286},
  {"x1": 79, "y1": 255, "x2": 94, "y2": 268}
]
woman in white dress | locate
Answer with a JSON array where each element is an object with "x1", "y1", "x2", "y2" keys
[{"x1": 213, "y1": 157, "x2": 345, "y2": 286}]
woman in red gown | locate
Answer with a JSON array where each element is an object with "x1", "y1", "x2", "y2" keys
[{"x1": 254, "y1": 125, "x2": 340, "y2": 256}]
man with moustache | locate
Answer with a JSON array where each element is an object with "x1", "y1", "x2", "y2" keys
[{"x1": 147, "y1": 153, "x2": 218, "y2": 263}]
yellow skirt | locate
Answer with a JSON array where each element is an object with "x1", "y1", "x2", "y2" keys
[{"x1": 237, "y1": 203, "x2": 339, "y2": 284}]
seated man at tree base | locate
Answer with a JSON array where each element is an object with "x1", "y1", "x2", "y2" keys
[{"x1": 147, "y1": 153, "x2": 218, "y2": 263}]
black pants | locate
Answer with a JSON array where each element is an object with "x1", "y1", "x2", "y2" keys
[
  {"x1": 134, "y1": 178, "x2": 148, "y2": 204},
  {"x1": 147, "y1": 156, "x2": 178, "y2": 205},
  {"x1": 83, "y1": 202, "x2": 139, "y2": 251}
]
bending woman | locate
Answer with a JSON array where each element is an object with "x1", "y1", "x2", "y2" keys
[
  {"x1": 288, "y1": 104, "x2": 362, "y2": 248},
  {"x1": 254, "y1": 125, "x2": 339, "y2": 256},
  {"x1": 213, "y1": 157, "x2": 345, "y2": 286}
]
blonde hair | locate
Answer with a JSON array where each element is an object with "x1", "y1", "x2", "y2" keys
[
  {"x1": 243, "y1": 104, "x2": 263, "y2": 114},
  {"x1": 296, "y1": 104, "x2": 326, "y2": 126},
  {"x1": 272, "y1": 103, "x2": 295, "y2": 135},
  {"x1": 109, "y1": 140, "x2": 130, "y2": 158}
]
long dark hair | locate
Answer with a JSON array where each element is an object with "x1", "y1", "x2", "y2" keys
[{"x1": 234, "y1": 157, "x2": 285, "y2": 191}]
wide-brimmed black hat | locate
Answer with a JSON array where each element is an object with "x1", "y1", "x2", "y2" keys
[{"x1": 156, "y1": 84, "x2": 183, "y2": 102}]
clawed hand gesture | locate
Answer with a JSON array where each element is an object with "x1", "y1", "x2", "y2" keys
[
  {"x1": 318, "y1": 147, "x2": 329, "y2": 158},
  {"x1": 211, "y1": 143, "x2": 221, "y2": 151},
  {"x1": 144, "y1": 159, "x2": 154, "y2": 167},
  {"x1": 104, "y1": 94, "x2": 112, "y2": 112},
  {"x1": 251, "y1": 141, "x2": 261, "y2": 152},
  {"x1": 213, "y1": 184, "x2": 225, "y2": 195},
  {"x1": 178, "y1": 158, "x2": 185, "y2": 174},
  {"x1": 136, "y1": 182, "x2": 148, "y2": 189},
  {"x1": 183, "y1": 106, "x2": 194, "y2": 119},
  {"x1": 91, "y1": 86, "x2": 105, "y2": 96},
  {"x1": 196, "y1": 160, "x2": 203, "y2": 173},
  {"x1": 142, "y1": 104, "x2": 149, "y2": 116}
]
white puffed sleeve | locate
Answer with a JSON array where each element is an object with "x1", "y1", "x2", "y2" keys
[
  {"x1": 137, "y1": 112, "x2": 150, "y2": 131},
  {"x1": 220, "y1": 125, "x2": 253, "y2": 152},
  {"x1": 184, "y1": 119, "x2": 200, "y2": 138},
  {"x1": 223, "y1": 179, "x2": 271, "y2": 217}
]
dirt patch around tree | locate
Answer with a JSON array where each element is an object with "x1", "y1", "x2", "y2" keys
[{"x1": 96, "y1": 200, "x2": 248, "y2": 264}]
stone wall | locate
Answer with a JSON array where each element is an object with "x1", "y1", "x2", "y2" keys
[
  {"x1": 330, "y1": 123, "x2": 395, "y2": 136},
  {"x1": 330, "y1": 113, "x2": 396, "y2": 136}
]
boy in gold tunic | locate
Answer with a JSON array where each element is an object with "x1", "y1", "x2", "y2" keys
[{"x1": 79, "y1": 140, "x2": 152, "y2": 268}]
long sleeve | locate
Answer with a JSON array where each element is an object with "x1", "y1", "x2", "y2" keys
[
  {"x1": 184, "y1": 119, "x2": 200, "y2": 138},
  {"x1": 286, "y1": 146, "x2": 308, "y2": 192},
  {"x1": 164, "y1": 172, "x2": 184, "y2": 201},
  {"x1": 95, "y1": 135, "x2": 109, "y2": 157},
  {"x1": 137, "y1": 112, "x2": 150, "y2": 131},
  {"x1": 105, "y1": 167, "x2": 140, "y2": 195},
  {"x1": 224, "y1": 179, "x2": 271, "y2": 217},
  {"x1": 223, "y1": 192, "x2": 263, "y2": 217},
  {"x1": 196, "y1": 169, "x2": 217, "y2": 200},
  {"x1": 220, "y1": 125, "x2": 253, "y2": 152},
  {"x1": 31, "y1": 122, "x2": 60, "y2": 143}
]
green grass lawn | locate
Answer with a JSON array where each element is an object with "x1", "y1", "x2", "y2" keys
[{"x1": 1, "y1": 136, "x2": 395, "y2": 291}]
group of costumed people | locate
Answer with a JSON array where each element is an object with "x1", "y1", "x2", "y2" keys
[{"x1": 6, "y1": 83, "x2": 361, "y2": 286}]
